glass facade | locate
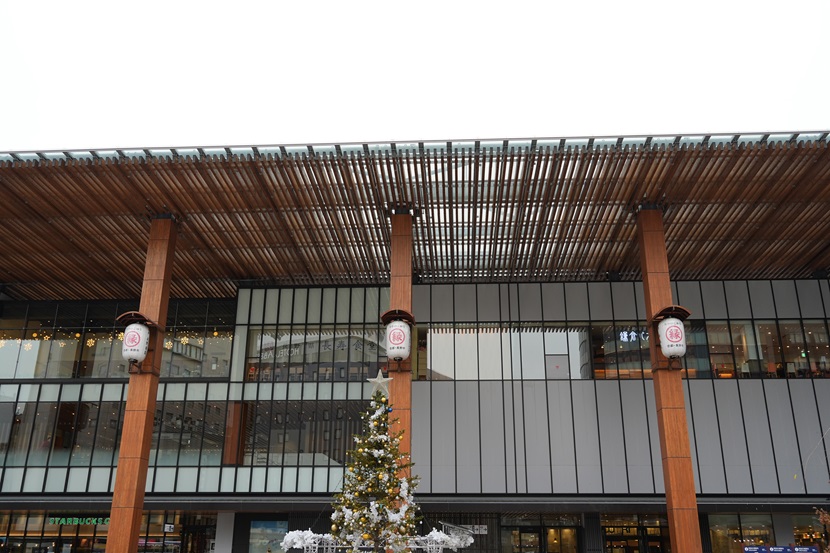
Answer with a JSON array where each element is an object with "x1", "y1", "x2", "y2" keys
[
  {"x1": 0, "y1": 280, "x2": 829, "y2": 551},
  {"x1": 0, "y1": 300, "x2": 236, "y2": 380}
]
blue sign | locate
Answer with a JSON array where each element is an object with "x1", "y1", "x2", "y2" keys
[
  {"x1": 769, "y1": 547, "x2": 793, "y2": 553},
  {"x1": 794, "y1": 548, "x2": 819, "y2": 553},
  {"x1": 743, "y1": 547, "x2": 769, "y2": 553}
]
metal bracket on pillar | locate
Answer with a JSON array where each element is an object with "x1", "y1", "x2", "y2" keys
[
  {"x1": 387, "y1": 204, "x2": 421, "y2": 217},
  {"x1": 116, "y1": 311, "x2": 161, "y2": 376}
]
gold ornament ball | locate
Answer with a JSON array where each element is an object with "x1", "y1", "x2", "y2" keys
[
  {"x1": 373, "y1": 421, "x2": 378, "y2": 427},
  {"x1": 360, "y1": 517, "x2": 367, "y2": 523},
  {"x1": 331, "y1": 524, "x2": 338, "y2": 532},
  {"x1": 362, "y1": 533, "x2": 371, "y2": 541},
  {"x1": 381, "y1": 397, "x2": 387, "y2": 403},
  {"x1": 358, "y1": 448, "x2": 363, "y2": 453}
]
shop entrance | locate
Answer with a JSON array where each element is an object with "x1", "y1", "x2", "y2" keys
[
  {"x1": 507, "y1": 527, "x2": 578, "y2": 553},
  {"x1": 180, "y1": 524, "x2": 215, "y2": 553},
  {"x1": 603, "y1": 525, "x2": 669, "y2": 553}
]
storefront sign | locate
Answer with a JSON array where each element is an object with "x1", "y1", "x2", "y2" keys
[{"x1": 49, "y1": 516, "x2": 110, "y2": 526}]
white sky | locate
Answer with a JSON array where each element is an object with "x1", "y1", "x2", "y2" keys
[{"x1": 1, "y1": 0, "x2": 828, "y2": 152}]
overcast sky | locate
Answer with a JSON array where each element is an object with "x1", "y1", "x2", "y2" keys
[{"x1": 1, "y1": 0, "x2": 828, "y2": 152}]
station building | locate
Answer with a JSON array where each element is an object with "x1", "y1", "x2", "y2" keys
[{"x1": 0, "y1": 133, "x2": 829, "y2": 553}]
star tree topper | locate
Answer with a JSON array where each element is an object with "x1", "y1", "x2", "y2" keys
[{"x1": 368, "y1": 368, "x2": 393, "y2": 396}]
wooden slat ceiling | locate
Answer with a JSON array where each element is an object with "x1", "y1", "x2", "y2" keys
[{"x1": 0, "y1": 133, "x2": 829, "y2": 301}]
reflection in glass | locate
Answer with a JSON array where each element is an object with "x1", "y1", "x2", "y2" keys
[
  {"x1": 754, "y1": 321, "x2": 781, "y2": 378},
  {"x1": 803, "y1": 321, "x2": 830, "y2": 378}
]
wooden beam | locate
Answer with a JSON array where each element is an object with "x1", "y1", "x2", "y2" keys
[
  {"x1": 106, "y1": 216, "x2": 177, "y2": 553},
  {"x1": 387, "y1": 213, "x2": 413, "y2": 474},
  {"x1": 637, "y1": 207, "x2": 702, "y2": 553}
]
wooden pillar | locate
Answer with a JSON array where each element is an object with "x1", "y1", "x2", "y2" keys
[
  {"x1": 386, "y1": 213, "x2": 413, "y2": 472},
  {"x1": 107, "y1": 216, "x2": 177, "y2": 553},
  {"x1": 637, "y1": 207, "x2": 702, "y2": 553}
]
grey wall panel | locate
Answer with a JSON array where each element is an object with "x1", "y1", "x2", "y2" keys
[
  {"x1": 412, "y1": 285, "x2": 431, "y2": 323},
  {"x1": 713, "y1": 381, "x2": 753, "y2": 493},
  {"x1": 518, "y1": 283, "x2": 543, "y2": 321},
  {"x1": 500, "y1": 284, "x2": 512, "y2": 324},
  {"x1": 701, "y1": 281, "x2": 728, "y2": 319},
  {"x1": 479, "y1": 382, "x2": 508, "y2": 493},
  {"x1": 724, "y1": 281, "x2": 752, "y2": 319},
  {"x1": 513, "y1": 382, "x2": 528, "y2": 493},
  {"x1": 541, "y1": 283, "x2": 566, "y2": 321},
  {"x1": 431, "y1": 285, "x2": 454, "y2": 323},
  {"x1": 790, "y1": 381, "x2": 830, "y2": 494},
  {"x1": 571, "y1": 381, "x2": 602, "y2": 492},
  {"x1": 764, "y1": 380, "x2": 802, "y2": 493},
  {"x1": 503, "y1": 381, "x2": 518, "y2": 493},
  {"x1": 812, "y1": 380, "x2": 830, "y2": 485},
  {"x1": 596, "y1": 381, "x2": 627, "y2": 493},
  {"x1": 454, "y1": 285, "x2": 477, "y2": 322},
  {"x1": 748, "y1": 281, "x2": 776, "y2": 318},
  {"x1": 455, "y1": 382, "x2": 482, "y2": 493},
  {"x1": 430, "y1": 382, "x2": 456, "y2": 492},
  {"x1": 620, "y1": 381, "x2": 654, "y2": 494},
  {"x1": 588, "y1": 283, "x2": 613, "y2": 321},
  {"x1": 771, "y1": 280, "x2": 800, "y2": 318},
  {"x1": 688, "y1": 381, "x2": 727, "y2": 493},
  {"x1": 739, "y1": 380, "x2": 778, "y2": 493},
  {"x1": 611, "y1": 282, "x2": 638, "y2": 321},
  {"x1": 522, "y1": 381, "x2": 552, "y2": 493},
  {"x1": 565, "y1": 283, "x2": 590, "y2": 321},
  {"x1": 821, "y1": 281, "x2": 830, "y2": 318},
  {"x1": 507, "y1": 284, "x2": 521, "y2": 323},
  {"x1": 477, "y1": 284, "x2": 501, "y2": 322},
  {"x1": 412, "y1": 382, "x2": 432, "y2": 491},
  {"x1": 547, "y1": 381, "x2": 577, "y2": 493},
  {"x1": 675, "y1": 282, "x2": 703, "y2": 320},
  {"x1": 644, "y1": 381, "x2": 664, "y2": 493},
  {"x1": 684, "y1": 383, "x2": 702, "y2": 492},
  {"x1": 796, "y1": 280, "x2": 826, "y2": 319}
]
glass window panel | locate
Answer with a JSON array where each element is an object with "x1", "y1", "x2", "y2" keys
[
  {"x1": 803, "y1": 321, "x2": 830, "y2": 377},
  {"x1": 738, "y1": 513, "x2": 773, "y2": 547},
  {"x1": 779, "y1": 321, "x2": 809, "y2": 377},
  {"x1": 201, "y1": 401, "x2": 226, "y2": 465},
  {"x1": 792, "y1": 513, "x2": 828, "y2": 549},
  {"x1": 730, "y1": 321, "x2": 762, "y2": 379},
  {"x1": 23, "y1": 402, "x2": 58, "y2": 467},
  {"x1": 519, "y1": 329, "x2": 545, "y2": 379},
  {"x1": 684, "y1": 321, "x2": 712, "y2": 378},
  {"x1": 47, "y1": 330, "x2": 81, "y2": 378},
  {"x1": 92, "y1": 401, "x2": 121, "y2": 466},
  {"x1": 0, "y1": 329, "x2": 23, "y2": 378},
  {"x1": 754, "y1": 321, "x2": 782, "y2": 378},
  {"x1": 454, "y1": 329, "x2": 479, "y2": 380},
  {"x1": 609, "y1": 322, "x2": 646, "y2": 380},
  {"x1": 590, "y1": 324, "x2": 612, "y2": 380},
  {"x1": 78, "y1": 331, "x2": 116, "y2": 378},
  {"x1": 708, "y1": 514, "x2": 741, "y2": 553},
  {"x1": 14, "y1": 335, "x2": 43, "y2": 378},
  {"x1": 155, "y1": 401, "x2": 184, "y2": 465},
  {"x1": 68, "y1": 402, "x2": 99, "y2": 466},
  {"x1": 707, "y1": 321, "x2": 735, "y2": 379},
  {"x1": 478, "y1": 328, "x2": 505, "y2": 380}
]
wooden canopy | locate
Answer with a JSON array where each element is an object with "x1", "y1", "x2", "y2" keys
[{"x1": 0, "y1": 132, "x2": 828, "y2": 301}]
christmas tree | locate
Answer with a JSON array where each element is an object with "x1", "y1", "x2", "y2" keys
[{"x1": 330, "y1": 373, "x2": 419, "y2": 553}]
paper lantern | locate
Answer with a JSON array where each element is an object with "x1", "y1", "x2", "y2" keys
[
  {"x1": 658, "y1": 317, "x2": 686, "y2": 358},
  {"x1": 386, "y1": 320, "x2": 411, "y2": 361},
  {"x1": 122, "y1": 323, "x2": 150, "y2": 363}
]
